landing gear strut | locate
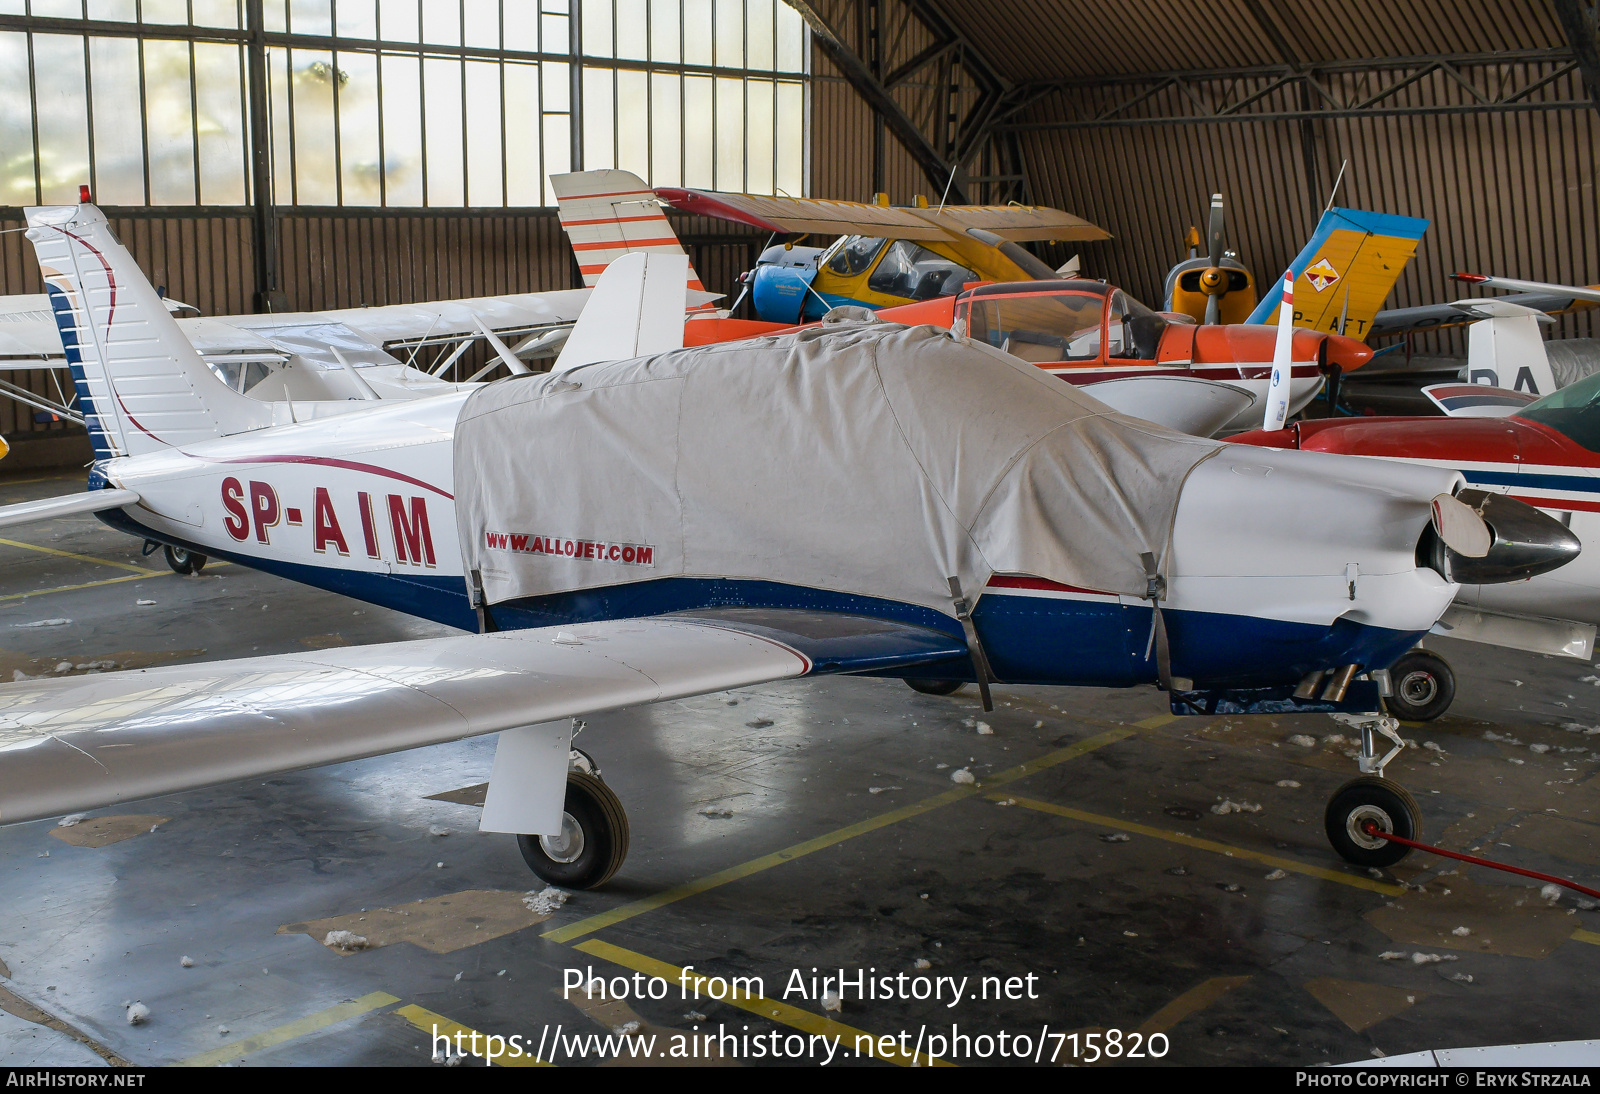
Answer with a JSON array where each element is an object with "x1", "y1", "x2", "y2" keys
[
  {"x1": 517, "y1": 767, "x2": 629, "y2": 890},
  {"x1": 1323, "y1": 711, "x2": 1421, "y2": 867}
]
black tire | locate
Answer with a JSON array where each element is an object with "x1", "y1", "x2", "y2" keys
[
  {"x1": 1324, "y1": 776, "x2": 1421, "y2": 868},
  {"x1": 905, "y1": 678, "x2": 963, "y2": 696},
  {"x1": 1387, "y1": 649, "x2": 1455, "y2": 721},
  {"x1": 164, "y1": 545, "x2": 206, "y2": 575},
  {"x1": 517, "y1": 770, "x2": 629, "y2": 890}
]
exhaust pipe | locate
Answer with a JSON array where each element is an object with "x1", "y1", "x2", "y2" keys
[{"x1": 1320, "y1": 664, "x2": 1361, "y2": 703}]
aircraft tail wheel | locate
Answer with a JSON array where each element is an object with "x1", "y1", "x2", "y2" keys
[
  {"x1": 905, "y1": 678, "x2": 963, "y2": 696},
  {"x1": 164, "y1": 545, "x2": 207, "y2": 575},
  {"x1": 1386, "y1": 649, "x2": 1455, "y2": 722},
  {"x1": 1325, "y1": 776, "x2": 1421, "y2": 868},
  {"x1": 517, "y1": 770, "x2": 629, "y2": 890}
]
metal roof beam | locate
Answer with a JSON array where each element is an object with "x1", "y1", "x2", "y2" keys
[
  {"x1": 785, "y1": 0, "x2": 968, "y2": 201},
  {"x1": 1551, "y1": 0, "x2": 1600, "y2": 112}
]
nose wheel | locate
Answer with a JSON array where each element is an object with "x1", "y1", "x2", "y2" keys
[
  {"x1": 1325, "y1": 776, "x2": 1421, "y2": 868},
  {"x1": 517, "y1": 769, "x2": 629, "y2": 890},
  {"x1": 163, "y1": 545, "x2": 207, "y2": 575}
]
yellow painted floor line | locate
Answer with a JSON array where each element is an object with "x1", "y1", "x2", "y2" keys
[
  {"x1": 0, "y1": 561, "x2": 231, "y2": 603},
  {"x1": 393, "y1": 1003, "x2": 551, "y2": 1067},
  {"x1": 1572, "y1": 929, "x2": 1600, "y2": 947},
  {"x1": 998, "y1": 794, "x2": 1404, "y2": 896},
  {"x1": 574, "y1": 939, "x2": 952, "y2": 1067},
  {"x1": 1137, "y1": 976, "x2": 1251, "y2": 1036},
  {"x1": 174, "y1": 991, "x2": 399, "y2": 1067},
  {"x1": 544, "y1": 724, "x2": 1146, "y2": 944},
  {"x1": 0, "y1": 536, "x2": 157, "y2": 575}
]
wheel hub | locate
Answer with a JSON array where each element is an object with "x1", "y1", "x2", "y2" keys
[
  {"x1": 1398, "y1": 670, "x2": 1437, "y2": 706},
  {"x1": 539, "y1": 811, "x2": 585, "y2": 863},
  {"x1": 1346, "y1": 804, "x2": 1394, "y2": 850}
]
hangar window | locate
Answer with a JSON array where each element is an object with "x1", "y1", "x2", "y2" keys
[{"x1": 0, "y1": 0, "x2": 809, "y2": 208}]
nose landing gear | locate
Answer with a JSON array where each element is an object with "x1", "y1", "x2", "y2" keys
[{"x1": 1323, "y1": 711, "x2": 1423, "y2": 867}]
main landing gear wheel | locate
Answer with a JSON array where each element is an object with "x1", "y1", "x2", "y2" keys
[
  {"x1": 904, "y1": 678, "x2": 963, "y2": 696},
  {"x1": 517, "y1": 770, "x2": 629, "y2": 890},
  {"x1": 1325, "y1": 776, "x2": 1421, "y2": 868},
  {"x1": 1386, "y1": 649, "x2": 1455, "y2": 722},
  {"x1": 163, "y1": 545, "x2": 207, "y2": 575}
]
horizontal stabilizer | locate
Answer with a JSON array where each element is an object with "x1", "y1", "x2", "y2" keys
[
  {"x1": 0, "y1": 488, "x2": 139, "y2": 530},
  {"x1": 1421, "y1": 383, "x2": 1537, "y2": 418}
]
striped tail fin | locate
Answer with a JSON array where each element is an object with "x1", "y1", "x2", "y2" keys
[
  {"x1": 26, "y1": 203, "x2": 271, "y2": 460},
  {"x1": 550, "y1": 170, "x2": 712, "y2": 307}
]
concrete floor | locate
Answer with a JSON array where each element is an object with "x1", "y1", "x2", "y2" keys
[{"x1": 0, "y1": 469, "x2": 1598, "y2": 1068}]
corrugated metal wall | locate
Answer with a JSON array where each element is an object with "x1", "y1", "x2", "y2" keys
[{"x1": 1015, "y1": 62, "x2": 1600, "y2": 353}]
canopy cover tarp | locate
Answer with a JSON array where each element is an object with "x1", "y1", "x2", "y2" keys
[{"x1": 454, "y1": 322, "x2": 1220, "y2": 616}]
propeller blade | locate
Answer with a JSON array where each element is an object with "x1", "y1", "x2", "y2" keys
[
  {"x1": 1431, "y1": 494, "x2": 1492, "y2": 558},
  {"x1": 1206, "y1": 193, "x2": 1225, "y2": 268},
  {"x1": 1203, "y1": 295, "x2": 1220, "y2": 325},
  {"x1": 1262, "y1": 268, "x2": 1295, "y2": 430}
]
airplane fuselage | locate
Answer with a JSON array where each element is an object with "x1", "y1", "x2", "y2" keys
[{"x1": 92, "y1": 385, "x2": 1459, "y2": 707}]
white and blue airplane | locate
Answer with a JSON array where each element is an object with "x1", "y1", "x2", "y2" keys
[{"x1": 0, "y1": 201, "x2": 1579, "y2": 888}]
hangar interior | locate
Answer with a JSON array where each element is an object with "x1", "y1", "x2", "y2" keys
[{"x1": 1, "y1": 0, "x2": 1600, "y2": 1070}]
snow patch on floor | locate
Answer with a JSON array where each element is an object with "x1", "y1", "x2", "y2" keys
[
  {"x1": 949, "y1": 768, "x2": 975, "y2": 785},
  {"x1": 523, "y1": 887, "x2": 571, "y2": 915}
]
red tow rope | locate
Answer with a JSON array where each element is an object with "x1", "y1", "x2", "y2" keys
[{"x1": 1361, "y1": 821, "x2": 1600, "y2": 901}]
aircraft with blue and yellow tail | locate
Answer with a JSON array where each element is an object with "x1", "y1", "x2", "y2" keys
[{"x1": 1164, "y1": 192, "x2": 1430, "y2": 341}]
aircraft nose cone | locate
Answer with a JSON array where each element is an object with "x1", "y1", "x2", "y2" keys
[{"x1": 1424, "y1": 489, "x2": 1581, "y2": 584}]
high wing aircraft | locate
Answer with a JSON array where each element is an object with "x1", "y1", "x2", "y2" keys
[
  {"x1": 567, "y1": 169, "x2": 1109, "y2": 324},
  {"x1": 0, "y1": 199, "x2": 1579, "y2": 883}
]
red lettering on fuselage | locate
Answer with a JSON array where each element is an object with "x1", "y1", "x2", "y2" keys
[
  {"x1": 313, "y1": 487, "x2": 349, "y2": 555},
  {"x1": 387, "y1": 494, "x2": 436, "y2": 567},
  {"x1": 222, "y1": 477, "x2": 248, "y2": 541},
  {"x1": 249, "y1": 480, "x2": 280, "y2": 544},
  {"x1": 358, "y1": 492, "x2": 380, "y2": 558}
]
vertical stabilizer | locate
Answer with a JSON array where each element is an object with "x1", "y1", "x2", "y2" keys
[
  {"x1": 1465, "y1": 303, "x2": 1558, "y2": 397},
  {"x1": 26, "y1": 203, "x2": 272, "y2": 459},
  {"x1": 551, "y1": 170, "x2": 708, "y2": 299},
  {"x1": 552, "y1": 252, "x2": 690, "y2": 373}
]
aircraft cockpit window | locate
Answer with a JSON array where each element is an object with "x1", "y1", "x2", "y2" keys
[
  {"x1": 1518, "y1": 371, "x2": 1600, "y2": 452},
  {"x1": 964, "y1": 292, "x2": 1106, "y2": 364},
  {"x1": 1106, "y1": 290, "x2": 1168, "y2": 360},
  {"x1": 865, "y1": 240, "x2": 977, "y2": 300},
  {"x1": 206, "y1": 359, "x2": 273, "y2": 394},
  {"x1": 827, "y1": 236, "x2": 887, "y2": 276}
]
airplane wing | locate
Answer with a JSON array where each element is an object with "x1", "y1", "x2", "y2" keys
[
  {"x1": 655, "y1": 188, "x2": 953, "y2": 241},
  {"x1": 1371, "y1": 284, "x2": 1600, "y2": 339},
  {"x1": 0, "y1": 489, "x2": 139, "y2": 529},
  {"x1": 911, "y1": 205, "x2": 1111, "y2": 243},
  {"x1": 0, "y1": 610, "x2": 966, "y2": 826}
]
